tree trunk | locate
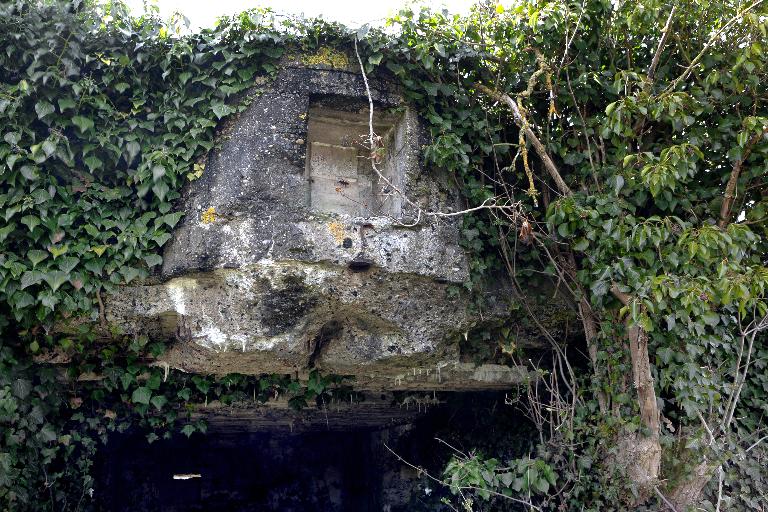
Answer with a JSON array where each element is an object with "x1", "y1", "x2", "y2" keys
[
  {"x1": 615, "y1": 322, "x2": 663, "y2": 504},
  {"x1": 667, "y1": 462, "x2": 717, "y2": 511}
]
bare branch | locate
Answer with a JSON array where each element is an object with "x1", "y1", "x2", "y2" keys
[
  {"x1": 353, "y1": 39, "x2": 521, "y2": 225},
  {"x1": 745, "y1": 434, "x2": 768, "y2": 453},
  {"x1": 721, "y1": 313, "x2": 767, "y2": 432},
  {"x1": 647, "y1": 6, "x2": 677, "y2": 83},
  {"x1": 475, "y1": 83, "x2": 573, "y2": 197},
  {"x1": 666, "y1": 0, "x2": 766, "y2": 91},
  {"x1": 715, "y1": 466, "x2": 724, "y2": 512},
  {"x1": 655, "y1": 486, "x2": 680, "y2": 512}
]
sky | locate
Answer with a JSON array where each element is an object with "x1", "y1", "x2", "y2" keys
[{"x1": 123, "y1": 0, "x2": 477, "y2": 31}]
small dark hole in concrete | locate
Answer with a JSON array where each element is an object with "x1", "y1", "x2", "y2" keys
[
  {"x1": 348, "y1": 255, "x2": 373, "y2": 272},
  {"x1": 342, "y1": 237, "x2": 353, "y2": 248}
]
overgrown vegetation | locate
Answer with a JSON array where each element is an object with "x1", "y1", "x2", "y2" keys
[
  {"x1": 1, "y1": 0, "x2": 767, "y2": 510},
  {"x1": 0, "y1": 2, "x2": 354, "y2": 509}
]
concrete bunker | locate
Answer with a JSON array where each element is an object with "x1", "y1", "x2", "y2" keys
[
  {"x1": 103, "y1": 60, "x2": 558, "y2": 394},
  {"x1": 90, "y1": 54, "x2": 567, "y2": 512}
]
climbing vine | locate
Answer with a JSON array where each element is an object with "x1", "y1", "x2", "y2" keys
[
  {"x1": 1, "y1": 0, "x2": 768, "y2": 511},
  {"x1": 355, "y1": 1, "x2": 768, "y2": 510},
  {"x1": 0, "y1": 2, "x2": 355, "y2": 510}
]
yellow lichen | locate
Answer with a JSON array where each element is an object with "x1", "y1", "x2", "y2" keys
[
  {"x1": 301, "y1": 47, "x2": 349, "y2": 69},
  {"x1": 328, "y1": 221, "x2": 346, "y2": 243},
  {"x1": 187, "y1": 162, "x2": 205, "y2": 181},
  {"x1": 201, "y1": 207, "x2": 216, "y2": 224}
]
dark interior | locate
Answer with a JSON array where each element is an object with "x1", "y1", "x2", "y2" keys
[{"x1": 94, "y1": 392, "x2": 533, "y2": 511}]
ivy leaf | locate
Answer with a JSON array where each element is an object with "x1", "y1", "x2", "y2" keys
[
  {"x1": 31, "y1": 188, "x2": 51, "y2": 204},
  {"x1": 91, "y1": 245, "x2": 109, "y2": 257},
  {"x1": 143, "y1": 254, "x2": 163, "y2": 267},
  {"x1": 39, "y1": 291, "x2": 59, "y2": 310},
  {"x1": 573, "y1": 238, "x2": 589, "y2": 251},
  {"x1": 58, "y1": 97, "x2": 76, "y2": 111},
  {"x1": 57, "y1": 256, "x2": 79, "y2": 274},
  {"x1": 590, "y1": 280, "x2": 608, "y2": 297},
  {"x1": 120, "y1": 372, "x2": 135, "y2": 390},
  {"x1": 34, "y1": 100, "x2": 55, "y2": 119},
  {"x1": 211, "y1": 103, "x2": 233, "y2": 119},
  {"x1": 614, "y1": 175, "x2": 625, "y2": 195},
  {"x1": 42, "y1": 139, "x2": 57, "y2": 157},
  {"x1": 71, "y1": 116, "x2": 94, "y2": 133},
  {"x1": 4, "y1": 206, "x2": 19, "y2": 222},
  {"x1": 4, "y1": 132, "x2": 21, "y2": 145},
  {"x1": 84, "y1": 155, "x2": 103, "y2": 172},
  {"x1": 0, "y1": 223, "x2": 14, "y2": 243},
  {"x1": 125, "y1": 141, "x2": 141, "y2": 164},
  {"x1": 161, "y1": 212, "x2": 184, "y2": 228},
  {"x1": 43, "y1": 270, "x2": 69, "y2": 292},
  {"x1": 37, "y1": 425, "x2": 58, "y2": 443},
  {"x1": 131, "y1": 386, "x2": 152, "y2": 405},
  {"x1": 146, "y1": 373, "x2": 162, "y2": 390},
  {"x1": 11, "y1": 291, "x2": 35, "y2": 309},
  {"x1": 84, "y1": 259, "x2": 105, "y2": 275},
  {"x1": 20, "y1": 165, "x2": 39, "y2": 180},
  {"x1": 152, "y1": 181, "x2": 169, "y2": 201},
  {"x1": 20, "y1": 270, "x2": 45, "y2": 289},
  {"x1": 701, "y1": 311, "x2": 720, "y2": 327},
  {"x1": 120, "y1": 266, "x2": 142, "y2": 284},
  {"x1": 150, "y1": 395, "x2": 168, "y2": 411},
  {"x1": 181, "y1": 424, "x2": 196, "y2": 437},
  {"x1": 12, "y1": 379, "x2": 32, "y2": 399},
  {"x1": 48, "y1": 244, "x2": 68, "y2": 259},
  {"x1": 27, "y1": 249, "x2": 48, "y2": 268},
  {"x1": 151, "y1": 165, "x2": 165, "y2": 181},
  {"x1": 20, "y1": 215, "x2": 40, "y2": 232},
  {"x1": 6, "y1": 153, "x2": 21, "y2": 170}
]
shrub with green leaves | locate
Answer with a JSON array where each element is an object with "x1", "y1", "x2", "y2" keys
[{"x1": 357, "y1": 0, "x2": 768, "y2": 509}]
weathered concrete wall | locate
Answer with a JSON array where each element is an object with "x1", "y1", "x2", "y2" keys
[{"x1": 104, "y1": 56, "x2": 542, "y2": 390}]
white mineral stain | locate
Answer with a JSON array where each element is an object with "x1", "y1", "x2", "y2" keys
[
  {"x1": 199, "y1": 324, "x2": 227, "y2": 347},
  {"x1": 168, "y1": 283, "x2": 188, "y2": 315}
]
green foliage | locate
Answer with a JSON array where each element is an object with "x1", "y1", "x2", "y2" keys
[
  {"x1": 0, "y1": 2, "x2": 286, "y2": 331},
  {"x1": 0, "y1": 3, "x2": 357, "y2": 510},
  {"x1": 356, "y1": 0, "x2": 768, "y2": 509},
  {"x1": 1, "y1": 0, "x2": 767, "y2": 510},
  {"x1": 444, "y1": 453, "x2": 556, "y2": 500}
]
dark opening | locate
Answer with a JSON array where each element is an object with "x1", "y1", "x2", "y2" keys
[
  {"x1": 96, "y1": 430, "x2": 378, "y2": 512},
  {"x1": 94, "y1": 392, "x2": 536, "y2": 511}
]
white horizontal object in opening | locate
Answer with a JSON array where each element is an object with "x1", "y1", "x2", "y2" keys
[{"x1": 173, "y1": 473, "x2": 201, "y2": 480}]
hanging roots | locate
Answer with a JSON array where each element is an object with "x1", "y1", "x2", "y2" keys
[{"x1": 517, "y1": 102, "x2": 539, "y2": 206}]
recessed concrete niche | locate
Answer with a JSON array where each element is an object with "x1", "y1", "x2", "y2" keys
[{"x1": 306, "y1": 105, "x2": 406, "y2": 218}]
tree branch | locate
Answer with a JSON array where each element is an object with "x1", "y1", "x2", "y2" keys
[
  {"x1": 611, "y1": 285, "x2": 660, "y2": 436},
  {"x1": 475, "y1": 83, "x2": 573, "y2": 197},
  {"x1": 666, "y1": 0, "x2": 766, "y2": 91},
  {"x1": 647, "y1": 6, "x2": 677, "y2": 83},
  {"x1": 718, "y1": 125, "x2": 768, "y2": 227}
]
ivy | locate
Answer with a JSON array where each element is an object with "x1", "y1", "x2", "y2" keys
[
  {"x1": 0, "y1": 3, "x2": 356, "y2": 510},
  {"x1": 2, "y1": 0, "x2": 768, "y2": 511}
]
